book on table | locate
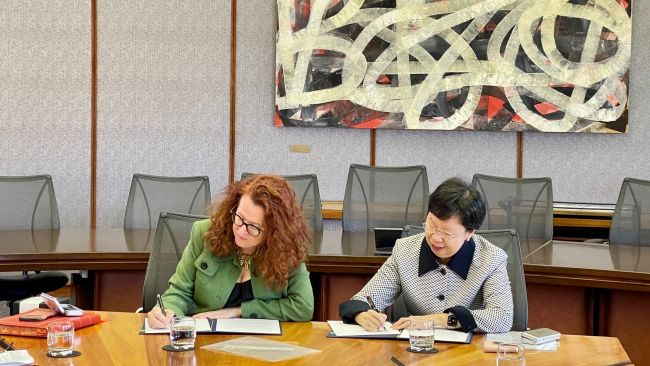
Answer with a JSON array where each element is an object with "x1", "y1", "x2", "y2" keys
[
  {"x1": 326, "y1": 320, "x2": 473, "y2": 344},
  {"x1": 0, "y1": 308, "x2": 101, "y2": 338},
  {"x1": 141, "y1": 318, "x2": 282, "y2": 335}
]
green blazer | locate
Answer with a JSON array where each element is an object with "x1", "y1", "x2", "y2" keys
[{"x1": 161, "y1": 219, "x2": 314, "y2": 321}]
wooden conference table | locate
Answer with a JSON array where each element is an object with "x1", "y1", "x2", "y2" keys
[
  {"x1": 2, "y1": 311, "x2": 632, "y2": 366},
  {"x1": 1, "y1": 229, "x2": 649, "y2": 363}
]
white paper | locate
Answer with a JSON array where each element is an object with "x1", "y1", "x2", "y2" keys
[
  {"x1": 215, "y1": 319, "x2": 281, "y2": 335},
  {"x1": 327, "y1": 320, "x2": 400, "y2": 337},
  {"x1": 0, "y1": 350, "x2": 34, "y2": 366},
  {"x1": 142, "y1": 318, "x2": 211, "y2": 334}
]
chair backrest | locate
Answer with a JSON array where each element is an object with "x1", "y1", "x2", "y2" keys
[
  {"x1": 343, "y1": 164, "x2": 429, "y2": 232},
  {"x1": 124, "y1": 174, "x2": 211, "y2": 229},
  {"x1": 401, "y1": 224, "x2": 425, "y2": 238},
  {"x1": 610, "y1": 177, "x2": 650, "y2": 246},
  {"x1": 241, "y1": 173, "x2": 323, "y2": 231},
  {"x1": 142, "y1": 212, "x2": 207, "y2": 312},
  {"x1": 476, "y1": 229, "x2": 528, "y2": 331},
  {"x1": 472, "y1": 174, "x2": 553, "y2": 242},
  {"x1": 0, "y1": 175, "x2": 60, "y2": 230}
]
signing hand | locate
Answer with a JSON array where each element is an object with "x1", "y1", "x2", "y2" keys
[
  {"x1": 146, "y1": 306, "x2": 175, "y2": 329},
  {"x1": 192, "y1": 307, "x2": 242, "y2": 320},
  {"x1": 354, "y1": 310, "x2": 388, "y2": 332}
]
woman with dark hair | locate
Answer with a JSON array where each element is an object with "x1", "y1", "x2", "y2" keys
[
  {"x1": 339, "y1": 177, "x2": 513, "y2": 334},
  {"x1": 147, "y1": 175, "x2": 314, "y2": 328}
]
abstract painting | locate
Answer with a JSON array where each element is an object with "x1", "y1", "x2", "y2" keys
[{"x1": 275, "y1": 0, "x2": 631, "y2": 132}]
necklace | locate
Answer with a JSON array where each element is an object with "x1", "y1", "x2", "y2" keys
[{"x1": 236, "y1": 249, "x2": 252, "y2": 270}]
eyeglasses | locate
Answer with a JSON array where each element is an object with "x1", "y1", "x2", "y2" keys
[
  {"x1": 423, "y1": 221, "x2": 461, "y2": 240},
  {"x1": 230, "y1": 208, "x2": 263, "y2": 237}
]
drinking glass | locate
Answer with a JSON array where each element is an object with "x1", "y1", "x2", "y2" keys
[
  {"x1": 47, "y1": 321, "x2": 75, "y2": 356},
  {"x1": 169, "y1": 317, "x2": 196, "y2": 349},
  {"x1": 408, "y1": 318, "x2": 435, "y2": 352},
  {"x1": 496, "y1": 343, "x2": 526, "y2": 366}
]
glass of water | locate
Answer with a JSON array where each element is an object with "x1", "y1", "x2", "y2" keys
[
  {"x1": 496, "y1": 343, "x2": 526, "y2": 366},
  {"x1": 169, "y1": 317, "x2": 196, "y2": 350},
  {"x1": 408, "y1": 318, "x2": 435, "y2": 352},
  {"x1": 47, "y1": 321, "x2": 75, "y2": 356}
]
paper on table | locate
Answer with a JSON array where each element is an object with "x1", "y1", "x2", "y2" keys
[
  {"x1": 215, "y1": 319, "x2": 281, "y2": 335},
  {"x1": 142, "y1": 318, "x2": 211, "y2": 334},
  {"x1": 202, "y1": 336, "x2": 320, "y2": 362},
  {"x1": 0, "y1": 350, "x2": 34, "y2": 366},
  {"x1": 327, "y1": 320, "x2": 400, "y2": 337}
]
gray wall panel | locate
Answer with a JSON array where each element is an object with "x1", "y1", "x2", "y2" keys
[
  {"x1": 96, "y1": 1, "x2": 231, "y2": 227},
  {"x1": 524, "y1": 0, "x2": 648, "y2": 204},
  {"x1": 234, "y1": 1, "x2": 370, "y2": 200},
  {"x1": 0, "y1": 1, "x2": 91, "y2": 228},
  {"x1": 376, "y1": 129, "x2": 518, "y2": 189}
]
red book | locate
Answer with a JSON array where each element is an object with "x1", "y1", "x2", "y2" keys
[{"x1": 0, "y1": 308, "x2": 102, "y2": 337}]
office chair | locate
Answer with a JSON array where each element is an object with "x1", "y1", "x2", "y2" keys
[
  {"x1": 141, "y1": 212, "x2": 208, "y2": 312},
  {"x1": 343, "y1": 164, "x2": 429, "y2": 232},
  {"x1": 124, "y1": 174, "x2": 211, "y2": 230},
  {"x1": 241, "y1": 173, "x2": 323, "y2": 231},
  {"x1": 476, "y1": 229, "x2": 528, "y2": 331},
  {"x1": 401, "y1": 224, "x2": 425, "y2": 238},
  {"x1": 609, "y1": 177, "x2": 650, "y2": 246},
  {"x1": 0, "y1": 175, "x2": 68, "y2": 312},
  {"x1": 471, "y1": 174, "x2": 553, "y2": 243}
]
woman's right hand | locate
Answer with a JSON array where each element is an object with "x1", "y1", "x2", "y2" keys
[
  {"x1": 146, "y1": 306, "x2": 175, "y2": 329},
  {"x1": 354, "y1": 310, "x2": 387, "y2": 332}
]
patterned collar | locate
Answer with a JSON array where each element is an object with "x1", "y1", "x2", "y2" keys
[{"x1": 418, "y1": 236, "x2": 476, "y2": 279}]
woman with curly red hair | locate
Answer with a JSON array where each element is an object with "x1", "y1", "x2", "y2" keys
[{"x1": 147, "y1": 175, "x2": 314, "y2": 328}]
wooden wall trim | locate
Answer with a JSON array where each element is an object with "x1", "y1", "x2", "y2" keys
[
  {"x1": 517, "y1": 131, "x2": 523, "y2": 178},
  {"x1": 90, "y1": 0, "x2": 98, "y2": 228},
  {"x1": 228, "y1": 0, "x2": 237, "y2": 184},
  {"x1": 370, "y1": 129, "x2": 376, "y2": 166}
]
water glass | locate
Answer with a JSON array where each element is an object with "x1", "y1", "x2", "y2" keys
[
  {"x1": 496, "y1": 343, "x2": 526, "y2": 366},
  {"x1": 169, "y1": 317, "x2": 196, "y2": 350},
  {"x1": 408, "y1": 318, "x2": 435, "y2": 352},
  {"x1": 47, "y1": 321, "x2": 75, "y2": 356}
]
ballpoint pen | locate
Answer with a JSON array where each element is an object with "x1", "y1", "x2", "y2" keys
[{"x1": 157, "y1": 294, "x2": 167, "y2": 317}]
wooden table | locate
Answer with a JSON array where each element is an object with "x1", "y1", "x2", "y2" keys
[{"x1": 3, "y1": 311, "x2": 632, "y2": 366}]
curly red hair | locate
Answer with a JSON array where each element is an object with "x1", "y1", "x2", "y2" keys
[{"x1": 204, "y1": 175, "x2": 311, "y2": 289}]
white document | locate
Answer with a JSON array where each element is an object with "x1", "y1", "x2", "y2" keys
[
  {"x1": 327, "y1": 320, "x2": 400, "y2": 337},
  {"x1": 142, "y1": 318, "x2": 212, "y2": 334},
  {"x1": 486, "y1": 332, "x2": 558, "y2": 351},
  {"x1": 215, "y1": 318, "x2": 281, "y2": 335},
  {"x1": 0, "y1": 350, "x2": 34, "y2": 366}
]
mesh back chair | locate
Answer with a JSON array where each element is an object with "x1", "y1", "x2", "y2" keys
[
  {"x1": 472, "y1": 174, "x2": 553, "y2": 243},
  {"x1": 343, "y1": 164, "x2": 429, "y2": 232},
  {"x1": 0, "y1": 175, "x2": 68, "y2": 308},
  {"x1": 476, "y1": 229, "x2": 528, "y2": 331},
  {"x1": 609, "y1": 178, "x2": 650, "y2": 246},
  {"x1": 401, "y1": 224, "x2": 425, "y2": 238},
  {"x1": 241, "y1": 173, "x2": 323, "y2": 231},
  {"x1": 124, "y1": 174, "x2": 211, "y2": 230},
  {"x1": 142, "y1": 212, "x2": 207, "y2": 312}
]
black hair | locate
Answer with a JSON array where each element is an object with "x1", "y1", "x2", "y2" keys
[{"x1": 428, "y1": 177, "x2": 486, "y2": 231}]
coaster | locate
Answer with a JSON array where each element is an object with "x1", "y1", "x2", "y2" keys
[
  {"x1": 406, "y1": 346, "x2": 439, "y2": 354},
  {"x1": 162, "y1": 344, "x2": 194, "y2": 352},
  {"x1": 47, "y1": 350, "x2": 81, "y2": 358}
]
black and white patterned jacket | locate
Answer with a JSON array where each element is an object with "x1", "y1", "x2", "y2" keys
[{"x1": 339, "y1": 233, "x2": 513, "y2": 333}]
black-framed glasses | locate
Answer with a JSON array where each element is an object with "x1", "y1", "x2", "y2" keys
[{"x1": 230, "y1": 207, "x2": 263, "y2": 237}]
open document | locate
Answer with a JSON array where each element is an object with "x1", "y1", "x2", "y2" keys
[
  {"x1": 141, "y1": 318, "x2": 281, "y2": 335},
  {"x1": 327, "y1": 320, "x2": 472, "y2": 343}
]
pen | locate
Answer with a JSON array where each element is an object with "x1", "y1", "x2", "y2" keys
[{"x1": 157, "y1": 294, "x2": 167, "y2": 317}]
